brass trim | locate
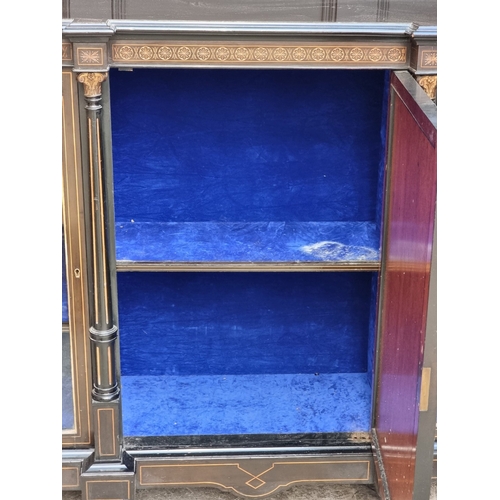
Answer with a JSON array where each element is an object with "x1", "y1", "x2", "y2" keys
[
  {"x1": 107, "y1": 345, "x2": 113, "y2": 385},
  {"x1": 97, "y1": 408, "x2": 117, "y2": 456},
  {"x1": 62, "y1": 466, "x2": 80, "y2": 488},
  {"x1": 96, "y1": 351, "x2": 102, "y2": 386},
  {"x1": 96, "y1": 117, "x2": 110, "y2": 325},
  {"x1": 111, "y1": 42, "x2": 407, "y2": 66},
  {"x1": 62, "y1": 87, "x2": 78, "y2": 435},
  {"x1": 88, "y1": 116, "x2": 99, "y2": 326},
  {"x1": 116, "y1": 261, "x2": 380, "y2": 272},
  {"x1": 419, "y1": 367, "x2": 432, "y2": 412}
]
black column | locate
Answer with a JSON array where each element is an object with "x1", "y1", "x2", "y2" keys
[{"x1": 77, "y1": 72, "x2": 119, "y2": 403}]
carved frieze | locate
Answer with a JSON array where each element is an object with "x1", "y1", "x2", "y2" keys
[{"x1": 111, "y1": 42, "x2": 408, "y2": 67}]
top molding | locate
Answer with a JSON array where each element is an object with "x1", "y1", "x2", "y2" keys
[
  {"x1": 62, "y1": 21, "x2": 436, "y2": 72},
  {"x1": 62, "y1": 20, "x2": 420, "y2": 37}
]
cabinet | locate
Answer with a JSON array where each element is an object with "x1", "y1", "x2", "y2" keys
[{"x1": 62, "y1": 3, "x2": 437, "y2": 499}]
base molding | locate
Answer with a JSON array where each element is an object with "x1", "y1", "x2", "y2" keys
[
  {"x1": 62, "y1": 450, "x2": 94, "y2": 490},
  {"x1": 136, "y1": 453, "x2": 373, "y2": 498},
  {"x1": 64, "y1": 447, "x2": 373, "y2": 499}
]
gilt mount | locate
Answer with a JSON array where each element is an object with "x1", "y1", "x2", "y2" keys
[{"x1": 416, "y1": 75, "x2": 437, "y2": 101}]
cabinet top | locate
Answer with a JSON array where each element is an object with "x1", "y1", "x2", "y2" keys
[{"x1": 62, "y1": 0, "x2": 436, "y2": 27}]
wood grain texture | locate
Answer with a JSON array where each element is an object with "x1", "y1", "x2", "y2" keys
[{"x1": 375, "y1": 72, "x2": 436, "y2": 500}]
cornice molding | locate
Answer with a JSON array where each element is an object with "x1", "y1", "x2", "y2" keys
[{"x1": 63, "y1": 20, "x2": 418, "y2": 38}]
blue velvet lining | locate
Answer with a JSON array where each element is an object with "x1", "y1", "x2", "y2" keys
[
  {"x1": 121, "y1": 372, "x2": 371, "y2": 436},
  {"x1": 115, "y1": 221, "x2": 379, "y2": 262},
  {"x1": 118, "y1": 272, "x2": 374, "y2": 376},
  {"x1": 110, "y1": 68, "x2": 387, "y2": 263},
  {"x1": 118, "y1": 272, "x2": 374, "y2": 435},
  {"x1": 109, "y1": 68, "x2": 388, "y2": 436}
]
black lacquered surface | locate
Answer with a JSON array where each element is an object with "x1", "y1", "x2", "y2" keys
[{"x1": 63, "y1": 0, "x2": 436, "y2": 25}]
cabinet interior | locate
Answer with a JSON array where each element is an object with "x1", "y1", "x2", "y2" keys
[{"x1": 100, "y1": 68, "x2": 389, "y2": 437}]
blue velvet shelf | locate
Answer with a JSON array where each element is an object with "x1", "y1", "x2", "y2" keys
[
  {"x1": 111, "y1": 68, "x2": 387, "y2": 271},
  {"x1": 115, "y1": 220, "x2": 380, "y2": 268},
  {"x1": 117, "y1": 271, "x2": 377, "y2": 437}
]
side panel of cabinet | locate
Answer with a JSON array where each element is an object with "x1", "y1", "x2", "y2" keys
[
  {"x1": 374, "y1": 71, "x2": 437, "y2": 500},
  {"x1": 62, "y1": 69, "x2": 93, "y2": 447}
]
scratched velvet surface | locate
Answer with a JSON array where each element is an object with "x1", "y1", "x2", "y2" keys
[
  {"x1": 110, "y1": 68, "x2": 387, "y2": 263},
  {"x1": 115, "y1": 221, "x2": 380, "y2": 262}
]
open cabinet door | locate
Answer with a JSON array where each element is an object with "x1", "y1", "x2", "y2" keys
[{"x1": 374, "y1": 71, "x2": 437, "y2": 500}]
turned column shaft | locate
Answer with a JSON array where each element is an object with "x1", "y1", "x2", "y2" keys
[{"x1": 77, "y1": 72, "x2": 119, "y2": 403}]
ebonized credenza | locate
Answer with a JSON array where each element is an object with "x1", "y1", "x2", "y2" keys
[{"x1": 62, "y1": 2, "x2": 437, "y2": 499}]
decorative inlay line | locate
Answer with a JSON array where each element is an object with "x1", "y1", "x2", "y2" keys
[
  {"x1": 87, "y1": 116, "x2": 99, "y2": 326},
  {"x1": 116, "y1": 261, "x2": 381, "y2": 272},
  {"x1": 96, "y1": 117, "x2": 110, "y2": 325},
  {"x1": 112, "y1": 43, "x2": 407, "y2": 65},
  {"x1": 86, "y1": 480, "x2": 131, "y2": 499},
  {"x1": 62, "y1": 466, "x2": 80, "y2": 487},
  {"x1": 97, "y1": 408, "x2": 117, "y2": 456},
  {"x1": 139, "y1": 460, "x2": 371, "y2": 497}
]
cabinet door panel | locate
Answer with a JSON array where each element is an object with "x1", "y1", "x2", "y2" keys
[
  {"x1": 62, "y1": 70, "x2": 93, "y2": 447},
  {"x1": 375, "y1": 71, "x2": 437, "y2": 500}
]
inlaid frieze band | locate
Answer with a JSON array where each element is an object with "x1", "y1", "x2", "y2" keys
[{"x1": 112, "y1": 42, "x2": 407, "y2": 66}]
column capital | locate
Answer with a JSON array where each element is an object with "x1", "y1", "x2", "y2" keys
[{"x1": 77, "y1": 72, "x2": 108, "y2": 98}]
